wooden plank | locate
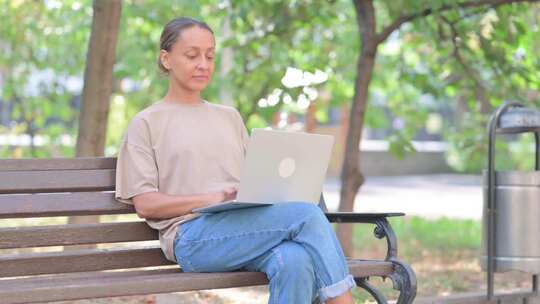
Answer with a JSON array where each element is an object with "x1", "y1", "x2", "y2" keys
[
  {"x1": 0, "y1": 266, "x2": 180, "y2": 287},
  {"x1": 0, "y1": 260, "x2": 389, "y2": 304},
  {"x1": 0, "y1": 192, "x2": 134, "y2": 218},
  {"x1": 0, "y1": 157, "x2": 116, "y2": 171},
  {"x1": 347, "y1": 259, "x2": 393, "y2": 277},
  {"x1": 0, "y1": 221, "x2": 156, "y2": 249},
  {"x1": 0, "y1": 246, "x2": 172, "y2": 277},
  {"x1": 0, "y1": 270, "x2": 268, "y2": 304},
  {"x1": 0, "y1": 169, "x2": 115, "y2": 194},
  {"x1": 0, "y1": 260, "x2": 391, "y2": 287}
]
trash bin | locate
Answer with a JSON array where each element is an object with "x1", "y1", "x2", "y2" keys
[
  {"x1": 482, "y1": 102, "x2": 540, "y2": 299},
  {"x1": 481, "y1": 171, "x2": 540, "y2": 273}
]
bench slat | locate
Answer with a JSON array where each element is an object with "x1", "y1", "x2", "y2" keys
[
  {"x1": 0, "y1": 157, "x2": 116, "y2": 171},
  {"x1": 0, "y1": 270, "x2": 267, "y2": 304},
  {"x1": 0, "y1": 221, "x2": 157, "y2": 249},
  {"x1": 0, "y1": 192, "x2": 134, "y2": 218},
  {"x1": 0, "y1": 246, "x2": 172, "y2": 277},
  {"x1": 0, "y1": 266, "x2": 180, "y2": 287},
  {"x1": 0, "y1": 169, "x2": 115, "y2": 194},
  {"x1": 0, "y1": 260, "x2": 391, "y2": 304}
]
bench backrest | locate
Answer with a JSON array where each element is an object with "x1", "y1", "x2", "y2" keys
[
  {"x1": 0, "y1": 157, "x2": 329, "y2": 278},
  {"x1": 0, "y1": 157, "x2": 172, "y2": 278}
]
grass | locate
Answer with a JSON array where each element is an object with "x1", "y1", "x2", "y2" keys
[
  {"x1": 350, "y1": 216, "x2": 533, "y2": 303},
  {"x1": 352, "y1": 216, "x2": 482, "y2": 258},
  {"x1": 389, "y1": 216, "x2": 481, "y2": 250}
]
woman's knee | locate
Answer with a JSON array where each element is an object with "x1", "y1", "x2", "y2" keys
[
  {"x1": 275, "y1": 202, "x2": 325, "y2": 219},
  {"x1": 275, "y1": 241, "x2": 314, "y2": 274}
]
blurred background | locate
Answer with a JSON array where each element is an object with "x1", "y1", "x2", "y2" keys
[{"x1": 1, "y1": 0, "x2": 540, "y2": 302}]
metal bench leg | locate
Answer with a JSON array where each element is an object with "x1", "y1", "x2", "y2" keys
[
  {"x1": 356, "y1": 277, "x2": 388, "y2": 304},
  {"x1": 388, "y1": 258, "x2": 417, "y2": 304},
  {"x1": 372, "y1": 218, "x2": 417, "y2": 304}
]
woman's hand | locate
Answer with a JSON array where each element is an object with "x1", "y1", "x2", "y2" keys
[
  {"x1": 205, "y1": 187, "x2": 238, "y2": 205},
  {"x1": 222, "y1": 187, "x2": 238, "y2": 201}
]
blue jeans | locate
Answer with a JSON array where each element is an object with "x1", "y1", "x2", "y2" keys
[{"x1": 173, "y1": 202, "x2": 357, "y2": 304}]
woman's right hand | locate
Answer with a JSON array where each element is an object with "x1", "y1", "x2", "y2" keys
[{"x1": 206, "y1": 187, "x2": 237, "y2": 205}]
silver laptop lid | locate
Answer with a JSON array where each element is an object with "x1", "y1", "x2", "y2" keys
[{"x1": 236, "y1": 129, "x2": 334, "y2": 204}]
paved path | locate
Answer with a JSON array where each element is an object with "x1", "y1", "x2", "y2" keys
[{"x1": 323, "y1": 174, "x2": 483, "y2": 220}]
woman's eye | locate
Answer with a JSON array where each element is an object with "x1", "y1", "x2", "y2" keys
[{"x1": 186, "y1": 54, "x2": 197, "y2": 59}]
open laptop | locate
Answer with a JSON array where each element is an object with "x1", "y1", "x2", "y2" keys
[{"x1": 192, "y1": 128, "x2": 334, "y2": 213}]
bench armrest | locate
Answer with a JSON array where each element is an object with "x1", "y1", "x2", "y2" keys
[
  {"x1": 324, "y1": 212, "x2": 405, "y2": 262},
  {"x1": 325, "y1": 212, "x2": 404, "y2": 223},
  {"x1": 324, "y1": 211, "x2": 417, "y2": 303}
]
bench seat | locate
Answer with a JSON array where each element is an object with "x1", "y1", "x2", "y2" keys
[{"x1": 0, "y1": 259, "x2": 392, "y2": 304}]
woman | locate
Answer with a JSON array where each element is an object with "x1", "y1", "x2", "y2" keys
[{"x1": 115, "y1": 17, "x2": 356, "y2": 304}]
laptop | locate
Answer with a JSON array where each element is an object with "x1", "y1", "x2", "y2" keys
[{"x1": 192, "y1": 128, "x2": 334, "y2": 213}]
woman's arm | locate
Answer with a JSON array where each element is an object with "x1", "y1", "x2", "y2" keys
[{"x1": 132, "y1": 188, "x2": 237, "y2": 220}]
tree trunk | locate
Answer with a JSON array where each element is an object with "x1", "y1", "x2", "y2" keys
[
  {"x1": 66, "y1": 0, "x2": 122, "y2": 251},
  {"x1": 305, "y1": 102, "x2": 317, "y2": 133},
  {"x1": 337, "y1": 0, "x2": 379, "y2": 257}
]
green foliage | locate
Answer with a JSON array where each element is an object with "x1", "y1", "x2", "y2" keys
[
  {"x1": 392, "y1": 3, "x2": 540, "y2": 171},
  {"x1": 1, "y1": 0, "x2": 353, "y2": 158},
  {"x1": 388, "y1": 132, "x2": 416, "y2": 159},
  {"x1": 0, "y1": 0, "x2": 90, "y2": 157},
  {"x1": 1, "y1": 0, "x2": 539, "y2": 168},
  {"x1": 445, "y1": 110, "x2": 488, "y2": 172}
]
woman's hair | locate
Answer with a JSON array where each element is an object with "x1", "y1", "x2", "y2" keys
[{"x1": 157, "y1": 17, "x2": 214, "y2": 74}]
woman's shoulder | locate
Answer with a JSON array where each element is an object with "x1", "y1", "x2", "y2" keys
[
  {"x1": 138, "y1": 100, "x2": 167, "y2": 115},
  {"x1": 206, "y1": 100, "x2": 242, "y2": 119},
  {"x1": 206, "y1": 100, "x2": 235, "y2": 111},
  {"x1": 124, "y1": 101, "x2": 163, "y2": 133},
  {"x1": 129, "y1": 100, "x2": 169, "y2": 122}
]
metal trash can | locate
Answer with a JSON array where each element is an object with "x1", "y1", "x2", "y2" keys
[
  {"x1": 482, "y1": 102, "x2": 540, "y2": 299},
  {"x1": 481, "y1": 171, "x2": 540, "y2": 272}
]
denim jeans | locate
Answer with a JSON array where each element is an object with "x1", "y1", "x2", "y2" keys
[{"x1": 173, "y1": 202, "x2": 357, "y2": 304}]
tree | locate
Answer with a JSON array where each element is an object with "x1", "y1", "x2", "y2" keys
[
  {"x1": 66, "y1": 0, "x2": 122, "y2": 251},
  {"x1": 337, "y1": 0, "x2": 540, "y2": 255},
  {"x1": 75, "y1": 0, "x2": 122, "y2": 157}
]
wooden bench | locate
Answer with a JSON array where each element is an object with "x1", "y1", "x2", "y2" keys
[{"x1": 0, "y1": 157, "x2": 416, "y2": 303}]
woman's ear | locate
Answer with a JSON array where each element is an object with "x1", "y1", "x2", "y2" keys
[{"x1": 160, "y1": 49, "x2": 171, "y2": 71}]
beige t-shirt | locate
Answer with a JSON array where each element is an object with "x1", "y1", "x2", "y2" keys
[{"x1": 114, "y1": 99, "x2": 249, "y2": 263}]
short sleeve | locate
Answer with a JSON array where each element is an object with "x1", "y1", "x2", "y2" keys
[
  {"x1": 233, "y1": 109, "x2": 249, "y2": 156},
  {"x1": 115, "y1": 117, "x2": 159, "y2": 205}
]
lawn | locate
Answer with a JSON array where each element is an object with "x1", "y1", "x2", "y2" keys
[{"x1": 350, "y1": 216, "x2": 533, "y2": 302}]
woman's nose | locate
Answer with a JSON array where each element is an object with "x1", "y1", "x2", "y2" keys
[{"x1": 197, "y1": 56, "x2": 211, "y2": 70}]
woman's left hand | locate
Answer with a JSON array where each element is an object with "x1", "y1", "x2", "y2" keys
[{"x1": 221, "y1": 187, "x2": 238, "y2": 202}]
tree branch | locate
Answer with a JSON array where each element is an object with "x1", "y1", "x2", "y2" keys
[
  {"x1": 376, "y1": 0, "x2": 540, "y2": 44},
  {"x1": 441, "y1": 15, "x2": 486, "y2": 90},
  {"x1": 441, "y1": 15, "x2": 497, "y2": 113}
]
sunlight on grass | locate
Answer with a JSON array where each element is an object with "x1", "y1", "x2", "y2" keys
[{"x1": 351, "y1": 216, "x2": 482, "y2": 301}]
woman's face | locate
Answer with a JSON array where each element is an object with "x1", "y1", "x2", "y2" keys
[{"x1": 161, "y1": 26, "x2": 215, "y2": 93}]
